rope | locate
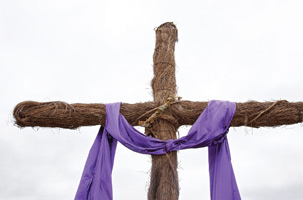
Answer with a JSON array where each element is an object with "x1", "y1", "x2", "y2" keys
[
  {"x1": 248, "y1": 101, "x2": 281, "y2": 125},
  {"x1": 137, "y1": 96, "x2": 181, "y2": 128},
  {"x1": 165, "y1": 153, "x2": 178, "y2": 179}
]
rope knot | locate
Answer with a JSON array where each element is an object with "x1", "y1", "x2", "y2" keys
[{"x1": 138, "y1": 96, "x2": 181, "y2": 129}]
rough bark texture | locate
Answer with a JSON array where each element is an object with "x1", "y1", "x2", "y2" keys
[
  {"x1": 14, "y1": 100, "x2": 303, "y2": 129},
  {"x1": 148, "y1": 22, "x2": 179, "y2": 200},
  {"x1": 12, "y1": 21, "x2": 303, "y2": 200}
]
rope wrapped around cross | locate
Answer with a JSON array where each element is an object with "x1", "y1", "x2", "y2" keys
[{"x1": 138, "y1": 95, "x2": 181, "y2": 128}]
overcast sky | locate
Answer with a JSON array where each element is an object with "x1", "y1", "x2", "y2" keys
[{"x1": 1, "y1": 0, "x2": 303, "y2": 200}]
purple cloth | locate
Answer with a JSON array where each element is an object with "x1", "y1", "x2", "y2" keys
[{"x1": 75, "y1": 100, "x2": 241, "y2": 200}]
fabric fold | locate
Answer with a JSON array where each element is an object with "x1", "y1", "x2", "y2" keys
[{"x1": 75, "y1": 100, "x2": 241, "y2": 200}]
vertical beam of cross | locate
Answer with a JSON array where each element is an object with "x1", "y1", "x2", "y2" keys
[
  {"x1": 13, "y1": 21, "x2": 303, "y2": 200},
  {"x1": 147, "y1": 22, "x2": 179, "y2": 200}
]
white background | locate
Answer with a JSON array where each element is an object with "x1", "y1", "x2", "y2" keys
[{"x1": 1, "y1": 0, "x2": 303, "y2": 199}]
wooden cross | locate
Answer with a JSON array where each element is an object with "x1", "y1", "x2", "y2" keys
[{"x1": 13, "y1": 22, "x2": 303, "y2": 200}]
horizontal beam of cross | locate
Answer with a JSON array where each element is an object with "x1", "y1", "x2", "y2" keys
[
  {"x1": 13, "y1": 100, "x2": 303, "y2": 129},
  {"x1": 12, "y1": 22, "x2": 303, "y2": 200}
]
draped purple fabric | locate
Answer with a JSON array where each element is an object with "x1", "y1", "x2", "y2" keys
[{"x1": 75, "y1": 100, "x2": 241, "y2": 200}]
